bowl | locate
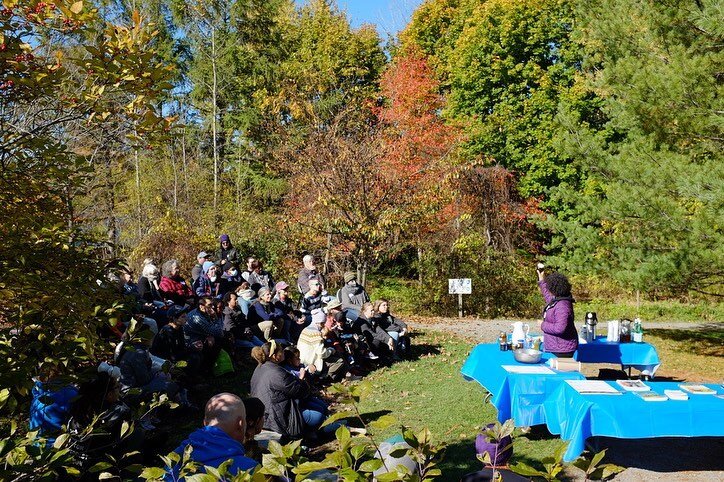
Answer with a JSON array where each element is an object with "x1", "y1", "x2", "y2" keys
[{"x1": 513, "y1": 348, "x2": 543, "y2": 364}]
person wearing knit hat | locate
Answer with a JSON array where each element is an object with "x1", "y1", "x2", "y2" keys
[
  {"x1": 273, "y1": 281, "x2": 298, "y2": 342},
  {"x1": 215, "y1": 234, "x2": 240, "y2": 267},
  {"x1": 338, "y1": 270, "x2": 370, "y2": 319},
  {"x1": 324, "y1": 297, "x2": 342, "y2": 313},
  {"x1": 248, "y1": 286, "x2": 285, "y2": 341},
  {"x1": 193, "y1": 262, "x2": 221, "y2": 298}
]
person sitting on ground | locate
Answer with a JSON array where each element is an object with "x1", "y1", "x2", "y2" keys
[
  {"x1": 138, "y1": 263, "x2": 163, "y2": 305},
  {"x1": 68, "y1": 371, "x2": 154, "y2": 470},
  {"x1": 216, "y1": 234, "x2": 241, "y2": 267},
  {"x1": 242, "y1": 397, "x2": 265, "y2": 462},
  {"x1": 191, "y1": 251, "x2": 209, "y2": 284},
  {"x1": 323, "y1": 300, "x2": 365, "y2": 371},
  {"x1": 30, "y1": 375, "x2": 79, "y2": 446},
  {"x1": 115, "y1": 323, "x2": 179, "y2": 400},
  {"x1": 184, "y1": 297, "x2": 224, "y2": 373},
  {"x1": 193, "y1": 261, "x2": 221, "y2": 299},
  {"x1": 159, "y1": 259, "x2": 194, "y2": 307},
  {"x1": 235, "y1": 283, "x2": 255, "y2": 317},
  {"x1": 220, "y1": 261, "x2": 242, "y2": 295},
  {"x1": 248, "y1": 287, "x2": 286, "y2": 342},
  {"x1": 150, "y1": 308, "x2": 201, "y2": 379},
  {"x1": 297, "y1": 254, "x2": 326, "y2": 294},
  {"x1": 273, "y1": 281, "x2": 303, "y2": 341},
  {"x1": 372, "y1": 299, "x2": 410, "y2": 358},
  {"x1": 250, "y1": 341, "x2": 329, "y2": 442},
  {"x1": 118, "y1": 268, "x2": 140, "y2": 299},
  {"x1": 282, "y1": 345, "x2": 318, "y2": 382},
  {"x1": 338, "y1": 271, "x2": 369, "y2": 319},
  {"x1": 537, "y1": 267, "x2": 578, "y2": 357},
  {"x1": 222, "y1": 291, "x2": 263, "y2": 349},
  {"x1": 247, "y1": 259, "x2": 274, "y2": 294},
  {"x1": 241, "y1": 256, "x2": 256, "y2": 283},
  {"x1": 300, "y1": 279, "x2": 324, "y2": 323},
  {"x1": 357, "y1": 302, "x2": 395, "y2": 359},
  {"x1": 168, "y1": 393, "x2": 258, "y2": 479}
]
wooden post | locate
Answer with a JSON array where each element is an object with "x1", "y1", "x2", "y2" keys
[{"x1": 458, "y1": 293, "x2": 463, "y2": 318}]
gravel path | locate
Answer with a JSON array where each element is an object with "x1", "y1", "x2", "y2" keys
[{"x1": 408, "y1": 316, "x2": 724, "y2": 482}]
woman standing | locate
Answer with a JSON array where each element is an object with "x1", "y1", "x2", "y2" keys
[{"x1": 537, "y1": 267, "x2": 578, "y2": 357}]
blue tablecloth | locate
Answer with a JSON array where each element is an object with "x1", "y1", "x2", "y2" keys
[
  {"x1": 461, "y1": 344, "x2": 585, "y2": 426},
  {"x1": 543, "y1": 381, "x2": 724, "y2": 462},
  {"x1": 574, "y1": 338, "x2": 661, "y2": 376}
]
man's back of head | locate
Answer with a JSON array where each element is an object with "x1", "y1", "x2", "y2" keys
[{"x1": 204, "y1": 392, "x2": 246, "y2": 443}]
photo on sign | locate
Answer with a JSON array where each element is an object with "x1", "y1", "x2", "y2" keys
[{"x1": 448, "y1": 278, "x2": 472, "y2": 295}]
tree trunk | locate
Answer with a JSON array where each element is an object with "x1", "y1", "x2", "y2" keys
[
  {"x1": 211, "y1": 27, "x2": 219, "y2": 228},
  {"x1": 134, "y1": 145, "x2": 142, "y2": 241}
]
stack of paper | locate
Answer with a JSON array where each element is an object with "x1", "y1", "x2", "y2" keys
[
  {"x1": 635, "y1": 391, "x2": 668, "y2": 402},
  {"x1": 664, "y1": 389, "x2": 689, "y2": 400},
  {"x1": 615, "y1": 380, "x2": 650, "y2": 392},
  {"x1": 679, "y1": 384, "x2": 716, "y2": 395},
  {"x1": 566, "y1": 380, "x2": 622, "y2": 395}
]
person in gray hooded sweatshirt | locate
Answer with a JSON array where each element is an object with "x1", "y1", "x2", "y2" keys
[{"x1": 337, "y1": 271, "x2": 369, "y2": 321}]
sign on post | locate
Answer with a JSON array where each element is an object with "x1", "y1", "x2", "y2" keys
[{"x1": 448, "y1": 278, "x2": 472, "y2": 317}]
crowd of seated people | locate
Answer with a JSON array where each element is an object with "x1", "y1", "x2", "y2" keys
[{"x1": 29, "y1": 236, "x2": 412, "y2": 477}]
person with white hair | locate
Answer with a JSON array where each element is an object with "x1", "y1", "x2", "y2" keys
[
  {"x1": 297, "y1": 254, "x2": 326, "y2": 294},
  {"x1": 137, "y1": 263, "x2": 163, "y2": 305},
  {"x1": 168, "y1": 393, "x2": 258, "y2": 478}
]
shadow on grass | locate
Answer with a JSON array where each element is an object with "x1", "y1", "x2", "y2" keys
[
  {"x1": 406, "y1": 333, "x2": 442, "y2": 361},
  {"x1": 441, "y1": 439, "x2": 578, "y2": 482},
  {"x1": 358, "y1": 409, "x2": 393, "y2": 425},
  {"x1": 592, "y1": 436, "x2": 724, "y2": 472},
  {"x1": 648, "y1": 324, "x2": 724, "y2": 357}
]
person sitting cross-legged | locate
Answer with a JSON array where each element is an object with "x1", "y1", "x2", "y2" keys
[{"x1": 166, "y1": 393, "x2": 258, "y2": 480}]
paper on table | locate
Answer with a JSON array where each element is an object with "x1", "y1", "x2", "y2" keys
[
  {"x1": 501, "y1": 365, "x2": 555, "y2": 375},
  {"x1": 615, "y1": 379, "x2": 650, "y2": 392},
  {"x1": 566, "y1": 380, "x2": 622, "y2": 395}
]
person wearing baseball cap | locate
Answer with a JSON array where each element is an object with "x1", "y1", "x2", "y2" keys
[{"x1": 191, "y1": 251, "x2": 210, "y2": 284}]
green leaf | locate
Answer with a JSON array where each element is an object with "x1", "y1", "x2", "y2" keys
[
  {"x1": 139, "y1": 467, "x2": 167, "y2": 479},
  {"x1": 320, "y1": 410, "x2": 354, "y2": 428},
  {"x1": 509, "y1": 462, "x2": 545, "y2": 477},
  {"x1": 336, "y1": 425, "x2": 351, "y2": 446},
  {"x1": 368, "y1": 415, "x2": 397, "y2": 432},
  {"x1": 266, "y1": 440, "x2": 285, "y2": 458},
  {"x1": 185, "y1": 474, "x2": 217, "y2": 482},
  {"x1": 359, "y1": 459, "x2": 383, "y2": 472},
  {"x1": 53, "y1": 433, "x2": 69, "y2": 449},
  {"x1": 588, "y1": 448, "x2": 607, "y2": 472},
  {"x1": 90, "y1": 462, "x2": 114, "y2": 473}
]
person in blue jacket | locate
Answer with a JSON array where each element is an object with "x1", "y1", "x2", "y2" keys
[
  {"x1": 167, "y1": 392, "x2": 258, "y2": 480},
  {"x1": 29, "y1": 379, "x2": 79, "y2": 445}
]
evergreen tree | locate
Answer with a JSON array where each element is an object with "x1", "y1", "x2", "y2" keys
[{"x1": 547, "y1": 0, "x2": 723, "y2": 294}]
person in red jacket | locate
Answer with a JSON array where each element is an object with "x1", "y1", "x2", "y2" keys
[{"x1": 159, "y1": 259, "x2": 194, "y2": 307}]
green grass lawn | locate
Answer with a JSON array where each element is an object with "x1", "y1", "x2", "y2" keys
[{"x1": 355, "y1": 330, "x2": 566, "y2": 481}]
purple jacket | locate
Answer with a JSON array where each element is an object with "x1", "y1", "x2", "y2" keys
[{"x1": 539, "y1": 280, "x2": 578, "y2": 354}]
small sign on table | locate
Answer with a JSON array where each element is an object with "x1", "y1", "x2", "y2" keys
[{"x1": 448, "y1": 278, "x2": 472, "y2": 317}]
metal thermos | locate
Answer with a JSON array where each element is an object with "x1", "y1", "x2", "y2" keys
[{"x1": 585, "y1": 312, "x2": 597, "y2": 342}]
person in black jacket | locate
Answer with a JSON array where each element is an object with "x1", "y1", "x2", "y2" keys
[
  {"x1": 67, "y1": 372, "x2": 147, "y2": 471},
  {"x1": 216, "y1": 234, "x2": 240, "y2": 267},
  {"x1": 249, "y1": 341, "x2": 328, "y2": 442},
  {"x1": 150, "y1": 309, "x2": 201, "y2": 379},
  {"x1": 372, "y1": 299, "x2": 410, "y2": 358}
]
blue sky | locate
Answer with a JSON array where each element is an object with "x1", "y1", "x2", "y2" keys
[{"x1": 295, "y1": 0, "x2": 424, "y2": 36}]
